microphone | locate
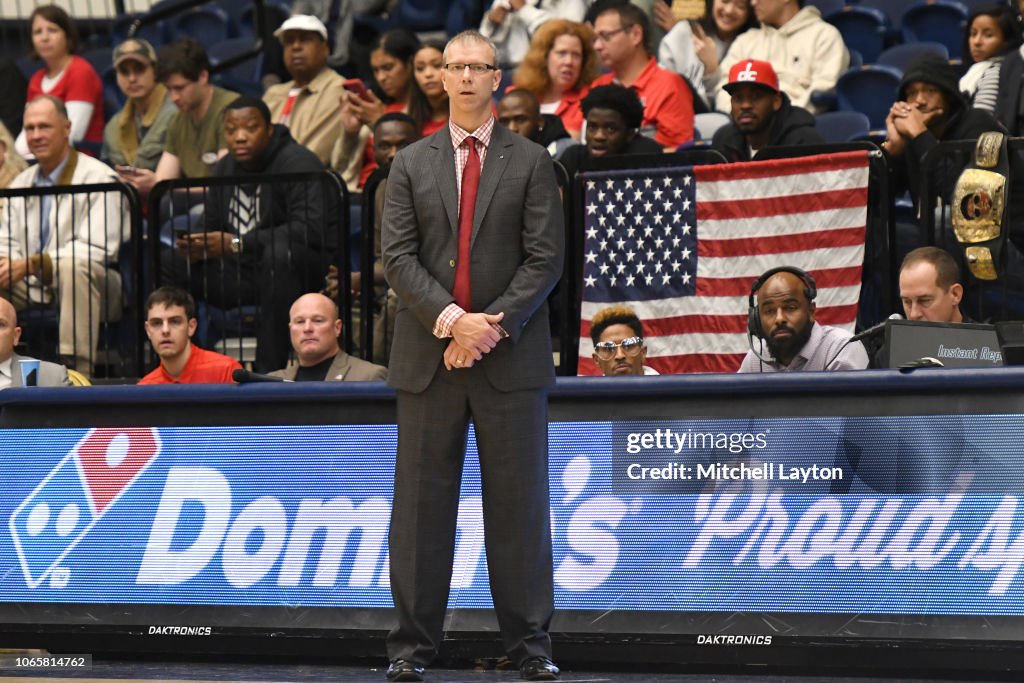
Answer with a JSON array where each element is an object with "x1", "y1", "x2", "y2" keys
[
  {"x1": 849, "y1": 313, "x2": 904, "y2": 342},
  {"x1": 232, "y1": 369, "x2": 289, "y2": 383}
]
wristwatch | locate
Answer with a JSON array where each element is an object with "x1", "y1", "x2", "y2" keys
[{"x1": 230, "y1": 237, "x2": 241, "y2": 255}]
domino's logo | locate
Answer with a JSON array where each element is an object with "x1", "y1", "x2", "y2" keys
[{"x1": 8, "y1": 428, "x2": 161, "y2": 588}]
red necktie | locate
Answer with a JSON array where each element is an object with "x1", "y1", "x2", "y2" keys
[{"x1": 454, "y1": 136, "x2": 480, "y2": 310}]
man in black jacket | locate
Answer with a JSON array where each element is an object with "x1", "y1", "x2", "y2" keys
[
  {"x1": 556, "y1": 84, "x2": 663, "y2": 180},
  {"x1": 712, "y1": 59, "x2": 824, "y2": 162},
  {"x1": 883, "y1": 54, "x2": 1004, "y2": 210},
  {"x1": 168, "y1": 95, "x2": 332, "y2": 371}
]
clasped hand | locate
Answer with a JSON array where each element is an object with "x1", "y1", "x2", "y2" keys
[{"x1": 444, "y1": 311, "x2": 505, "y2": 370}]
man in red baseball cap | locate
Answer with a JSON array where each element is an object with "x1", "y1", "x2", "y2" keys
[{"x1": 711, "y1": 58, "x2": 824, "y2": 162}]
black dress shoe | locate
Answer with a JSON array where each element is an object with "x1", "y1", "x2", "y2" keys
[
  {"x1": 385, "y1": 659, "x2": 425, "y2": 682},
  {"x1": 519, "y1": 656, "x2": 559, "y2": 681}
]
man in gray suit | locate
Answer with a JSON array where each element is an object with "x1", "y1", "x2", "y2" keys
[
  {"x1": 270, "y1": 292, "x2": 387, "y2": 381},
  {"x1": 380, "y1": 30, "x2": 564, "y2": 683},
  {"x1": 0, "y1": 298, "x2": 70, "y2": 388}
]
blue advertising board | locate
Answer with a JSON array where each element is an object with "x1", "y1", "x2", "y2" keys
[{"x1": 4, "y1": 415, "x2": 1024, "y2": 620}]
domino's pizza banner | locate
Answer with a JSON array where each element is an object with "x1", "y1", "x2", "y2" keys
[{"x1": 4, "y1": 417, "x2": 1024, "y2": 615}]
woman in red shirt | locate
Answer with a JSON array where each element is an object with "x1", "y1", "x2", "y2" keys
[
  {"x1": 513, "y1": 19, "x2": 599, "y2": 140},
  {"x1": 15, "y1": 5, "x2": 104, "y2": 157}
]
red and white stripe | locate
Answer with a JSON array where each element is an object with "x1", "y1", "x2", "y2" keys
[{"x1": 578, "y1": 151, "x2": 870, "y2": 375}]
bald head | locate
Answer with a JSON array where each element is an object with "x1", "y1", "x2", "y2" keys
[
  {"x1": 0, "y1": 298, "x2": 22, "y2": 364},
  {"x1": 288, "y1": 293, "x2": 342, "y2": 366}
]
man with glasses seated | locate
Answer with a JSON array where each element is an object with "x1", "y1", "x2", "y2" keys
[{"x1": 590, "y1": 304, "x2": 659, "y2": 376}]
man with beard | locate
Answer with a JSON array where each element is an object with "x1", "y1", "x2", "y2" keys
[
  {"x1": 712, "y1": 59, "x2": 824, "y2": 162},
  {"x1": 738, "y1": 266, "x2": 868, "y2": 372}
]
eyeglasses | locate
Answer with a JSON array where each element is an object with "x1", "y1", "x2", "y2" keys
[
  {"x1": 443, "y1": 62, "x2": 497, "y2": 75},
  {"x1": 594, "y1": 25, "x2": 632, "y2": 43},
  {"x1": 593, "y1": 336, "x2": 644, "y2": 361}
]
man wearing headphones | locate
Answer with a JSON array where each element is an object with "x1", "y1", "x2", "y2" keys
[{"x1": 738, "y1": 266, "x2": 868, "y2": 373}]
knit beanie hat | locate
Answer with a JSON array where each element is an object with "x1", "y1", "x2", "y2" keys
[{"x1": 897, "y1": 54, "x2": 964, "y2": 110}]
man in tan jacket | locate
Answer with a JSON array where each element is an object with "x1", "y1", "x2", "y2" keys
[{"x1": 263, "y1": 15, "x2": 345, "y2": 166}]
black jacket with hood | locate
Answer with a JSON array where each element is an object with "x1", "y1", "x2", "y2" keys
[{"x1": 711, "y1": 92, "x2": 825, "y2": 162}]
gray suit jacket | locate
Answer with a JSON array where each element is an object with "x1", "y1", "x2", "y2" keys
[
  {"x1": 269, "y1": 350, "x2": 388, "y2": 381},
  {"x1": 9, "y1": 353, "x2": 71, "y2": 387},
  {"x1": 381, "y1": 123, "x2": 564, "y2": 393}
]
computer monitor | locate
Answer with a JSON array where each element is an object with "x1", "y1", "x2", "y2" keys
[{"x1": 882, "y1": 320, "x2": 1002, "y2": 368}]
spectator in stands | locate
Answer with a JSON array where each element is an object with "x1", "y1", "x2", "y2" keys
[
  {"x1": 960, "y1": 4, "x2": 1022, "y2": 113},
  {"x1": 712, "y1": 58, "x2": 823, "y2": 162},
  {"x1": 0, "y1": 123, "x2": 27, "y2": 189},
  {"x1": 590, "y1": 304, "x2": 659, "y2": 376},
  {"x1": 0, "y1": 297, "x2": 70, "y2": 388},
  {"x1": 556, "y1": 84, "x2": 662, "y2": 180},
  {"x1": 410, "y1": 40, "x2": 451, "y2": 137},
  {"x1": 291, "y1": 0, "x2": 355, "y2": 71},
  {"x1": 0, "y1": 96, "x2": 125, "y2": 375},
  {"x1": 899, "y1": 247, "x2": 965, "y2": 324},
  {"x1": 166, "y1": 96, "x2": 329, "y2": 373},
  {"x1": 14, "y1": 5, "x2": 104, "y2": 158},
  {"x1": 513, "y1": 19, "x2": 599, "y2": 140},
  {"x1": 883, "y1": 54, "x2": 1004, "y2": 210},
  {"x1": 480, "y1": 0, "x2": 590, "y2": 69},
  {"x1": 590, "y1": 3, "x2": 694, "y2": 148},
  {"x1": 332, "y1": 29, "x2": 418, "y2": 192},
  {"x1": 714, "y1": 0, "x2": 847, "y2": 115},
  {"x1": 138, "y1": 286, "x2": 241, "y2": 384},
  {"x1": 353, "y1": 40, "x2": 452, "y2": 190},
  {"x1": 353, "y1": 112, "x2": 420, "y2": 364},
  {"x1": 656, "y1": 0, "x2": 756, "y2": 110},
  {"x1": 497, "y1": 89, "x2": 575, "y2": 157},
  {"x1": 270, "y1": 293, "x2": 387, "y2": 381},
  {"x1": 118, "y1": 39, "x2": 238, "y2": 196},
  {"x1": 264, "y1": 15, "x2": 345, "y2": 167},
  {"x1": 102, "y1": 38, "x2": 177, "y2": 172},
  {"x1": 739, "y1": 266, "x2": 868, "y2": 372}
]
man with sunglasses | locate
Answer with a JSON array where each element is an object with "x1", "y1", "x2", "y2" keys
[{"x1": 590, "y1": 304, "x2": 659, "y2": 375}]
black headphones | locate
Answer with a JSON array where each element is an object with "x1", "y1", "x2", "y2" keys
[{"x1": 746, "y1": 266, "x2": 817, "y2": 339}]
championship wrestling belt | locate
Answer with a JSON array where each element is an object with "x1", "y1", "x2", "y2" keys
[{"x1": 951, "y1": 131, "x2": 1009, "y2": 281}]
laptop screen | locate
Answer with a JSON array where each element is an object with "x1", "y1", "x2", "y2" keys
[{"x1": 883, "y1": 319, "x2": 1002, "y2": 368}]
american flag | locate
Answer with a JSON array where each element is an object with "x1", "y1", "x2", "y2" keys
[{"x1": 577, "y1": 151, "x2": 870, "y2": 375}]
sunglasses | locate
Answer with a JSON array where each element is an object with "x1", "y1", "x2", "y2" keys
[{"x1": 593, "y1": 336, "x2": 644, "y2": 361}]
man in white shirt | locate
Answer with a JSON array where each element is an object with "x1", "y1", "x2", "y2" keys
[{"x1": 0, "y1": 95, "x2": 125, "y2": 375}]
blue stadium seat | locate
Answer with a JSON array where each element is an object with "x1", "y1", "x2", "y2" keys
[
  {"x1": 835, "y1": 64, "x2": 902, "y2": 130},
  {"x1": 446, "y1": 0, "x2": 486, "y2": 37},
  {"x1": 814, "y1": 111, "x2": 871, "y2": 142},
  {"x1": 82, "y1": 47, "x2": 113, "y2": 76},
  {"x1": 171, "y1": 7, "x2": 234, "y2": 47},
  {"x1": 860, "y1": 0, "x2": 919, "y2": 31},
  {"x1": 826, "y1": 5, "x2": 890, "y2": 64},
  {"x1": 901, "y1": 0, "x2": 969, "y2": 61},
  {"x1": 112, "y1": 14, "x2": 167, "y2": 47},
  {"x1": 808, "y1": 0, "x2": 845, "y2": 18},
  {"x1": 393, "y1": 0, "x2": 448, "y2": 32},
  {"x1": 877, "y1": 41, "x2": 949, "y2": 73},
  {"x1": 848, "y1": 48, "x2": 863, "y2": 70},
  {"x1": 209, "y1": 37, "x2": 263, "y2": 98},
  {"x1": 238, "y1": 1, "x2": 290, "y2": 39}
]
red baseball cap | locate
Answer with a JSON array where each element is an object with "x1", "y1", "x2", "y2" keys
[{"x1": 723, "y1": 59, "x2": 780, "y2": 94}]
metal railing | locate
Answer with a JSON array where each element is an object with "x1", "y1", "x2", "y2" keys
[
  {"x1": 148, "y1": 170, "x2": 350, "y2": 373},
  {"x1": 0, "y1": 179, "x2": 144, "y2": 378}
]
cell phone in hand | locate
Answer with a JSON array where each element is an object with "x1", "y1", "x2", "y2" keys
[
  {"x1": 115, "y1": 164, "x2": 139, "y2": 176},
  {"x1": 343, "y1": 78, "x2": 373, "y2": 102}
]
